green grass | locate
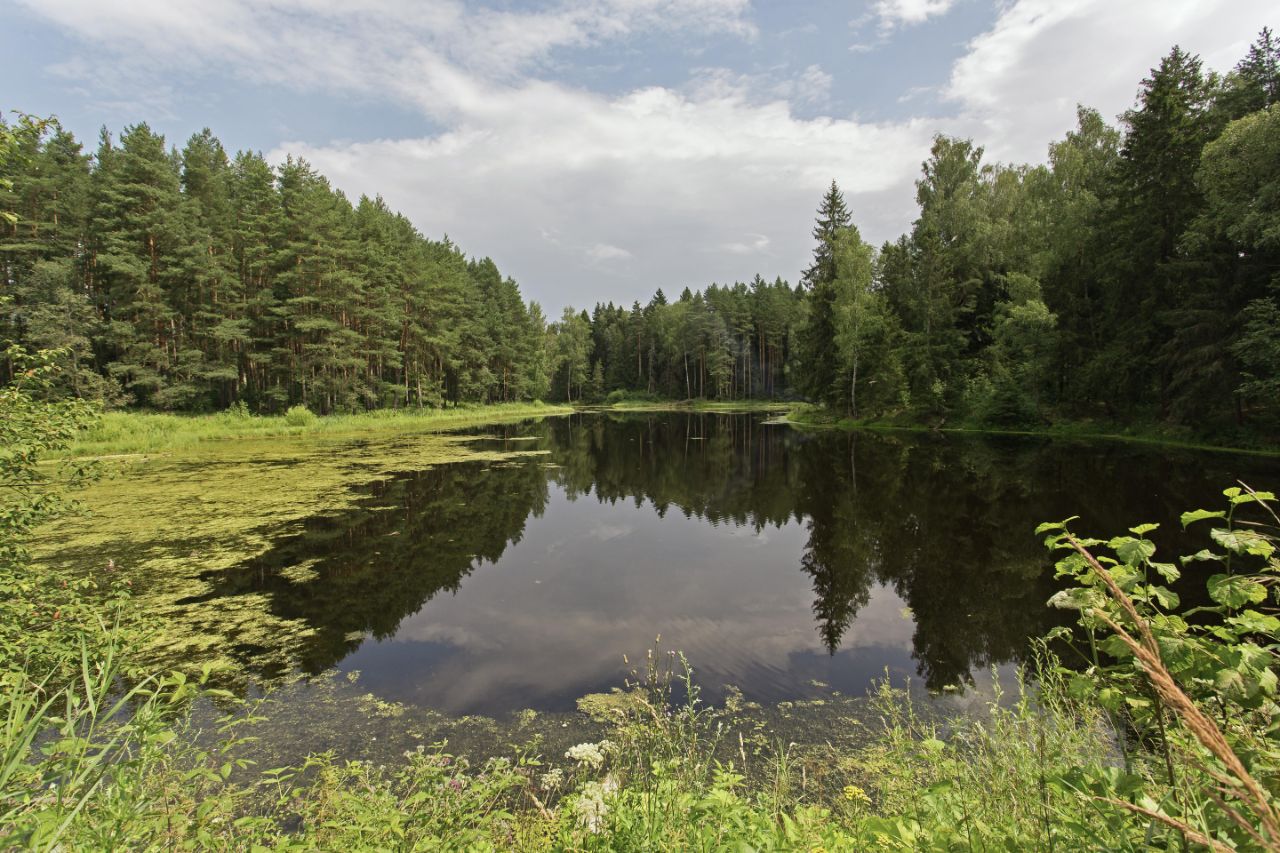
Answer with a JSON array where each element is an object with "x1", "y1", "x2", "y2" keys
[
  {"x1": 0, "y1": 636, "x2": 1188, "y2": 851},
  {"x1": 58, "y1": 402, "x2": 574, "y2": 458}
]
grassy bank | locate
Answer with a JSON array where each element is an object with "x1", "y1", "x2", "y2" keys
[
  {"x1": 58, "y1": 402, "x2": 573, "y2": 458},
  {"x1": 585, "y1": 392, "x2": 792, "y2": 414},
  {"x1": 785, "y1": 404, "x2": 1280, "y2": 457}
]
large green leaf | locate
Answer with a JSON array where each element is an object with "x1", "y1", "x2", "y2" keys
[
  {"x1": 1210, "y1": 528, "x2": 1275, "y2": 557},
  {"x1": 1207, "y1": 573, "x2": 1268, "y2": 608},
  {"x1": 1227, "y1": 610, "x2": 1280, "y2": 636},
  {"x1": 1108, "y1": 536, "x2": 1156, "y2": 565},
  {"x1": 1180, "y1": 509, "x2": 1225, "y2": 528}
]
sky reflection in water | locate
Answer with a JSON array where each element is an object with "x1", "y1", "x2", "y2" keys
[{"x1": 215, "y1": 413, "x2": 1280, "y2": 715}]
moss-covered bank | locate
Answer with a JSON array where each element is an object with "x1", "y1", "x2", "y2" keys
[{"x1": 57, "y1": 402, "x2": 573, "y2": 458}]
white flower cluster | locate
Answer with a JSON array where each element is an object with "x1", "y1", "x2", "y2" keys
[
  {"x1": 539, "y1": 768, "x2": 564, "y2": 790},
  {"x1": 565, "y1": 742, "x2": 606, "y2": 769},
  {"x1": 573, "y1": 777, "x2": 617, "y2": 833}
]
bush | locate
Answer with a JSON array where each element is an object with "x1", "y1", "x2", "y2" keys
[
  {"x1": 603, "y1": 390, "x2": 661, "y2": 405},
  {"x1": 284, "y1": 404, "x2": 317, "y2": 427}
]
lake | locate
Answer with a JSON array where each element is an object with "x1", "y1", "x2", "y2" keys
[{"x1": 41, "y1": 412, "x2": 1280, "y2": 718}]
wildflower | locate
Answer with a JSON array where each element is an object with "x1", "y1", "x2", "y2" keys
[
  {"x1": 539, "y1": 768, "x2": 564, "y2": 790},
  {"x1": 447, "y1": 777, "x2": 465, "y2": 791},
  {"x1": 573, "y1": 781, "x2": 611, "y2": 833},
  {"x1": 565, "y1": 742, "x2": 606, "y2": 769},
  {"x1": 843, "y1": 784, "x2": 870, "y2": 805}
]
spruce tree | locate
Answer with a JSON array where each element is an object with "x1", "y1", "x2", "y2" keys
[{"x1": 797, "y1": 180, "x2": 851, "y2": 404}]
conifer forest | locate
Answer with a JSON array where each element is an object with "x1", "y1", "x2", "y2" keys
[{"x1": 3, "y1": 32, "x2": 1277, "y2": 438}]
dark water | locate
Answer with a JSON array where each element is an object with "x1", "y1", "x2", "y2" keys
[{"x1": 198, "y1": 412, "x2": 1280, "y2": 715}]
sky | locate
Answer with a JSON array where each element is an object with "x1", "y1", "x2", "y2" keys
[{"x1": 1, "y1": 0, "x2": 1273, "y2": 311}]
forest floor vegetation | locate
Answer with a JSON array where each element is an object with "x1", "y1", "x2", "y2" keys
[{"x1": 596, "y1": 393, "x2": 791, "y2": 414}]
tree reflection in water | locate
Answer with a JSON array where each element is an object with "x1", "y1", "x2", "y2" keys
[{"x1": 195, "y1": 412, "x2": 1279, "y2": 712}]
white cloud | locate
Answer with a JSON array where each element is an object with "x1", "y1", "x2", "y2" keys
[
  {"x1": 586, "y1": 244, "x2": 634, "y2": 263},
  {"x1": 874, "y1": 0, "x2": 956, "y2": 29},
  {"x1": 897, "y1": 85, "x2": 935, "y2": 104},
  {"x1": 15, "y1": 0, "x2": 1273, "y2": 310},
  {"x1": 19, "y1": 0, "x2": 758, "y2": 118},
  {"x1": 272, "y1": 91, "x2": 929, "y2": 307},
  {"x1": 945, "y1": 0, "x2": 1276, "y2": 163},
  {"x1": 719, "y1": 234, "x2": 772, "y2": 256},
  {"x1": 794, "y1": 64, "x2": 834, "y2": 105}
]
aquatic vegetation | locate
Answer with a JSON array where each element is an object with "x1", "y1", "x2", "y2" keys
[
  {"x1": 575, "y1": 689, "x2": 649, "y2": 723},
  {"x1": 31, "y1": 418, "x2": 560, "y2": 686}
]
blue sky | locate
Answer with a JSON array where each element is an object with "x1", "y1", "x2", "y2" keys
[{"x1": 2, "y1": 0, "x2": 1272, "y2": 311}]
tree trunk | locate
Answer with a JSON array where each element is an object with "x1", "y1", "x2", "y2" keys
[{"x1": 850, "y1": 353, "x2": 858, "y2": 419}]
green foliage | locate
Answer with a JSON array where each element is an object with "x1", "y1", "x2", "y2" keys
[
  {"x1": 2, "y1": 122, "x2": 548, "y2": 415},
  {"x1": 284, "y1": 404, "x2": 317, "y2": 427},
  {"x1": 783, "y1": 31, "x2": 1280, "y2": 438},
  {"x1": 1040, "y1": 484, "x2": 1280, "y2": 848},
  {"x1": 0, "y1": 346, "x2": 115, "y2": 681}
]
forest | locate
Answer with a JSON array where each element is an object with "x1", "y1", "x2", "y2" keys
[
  {"x1": 4, "y1": 32, "x2": 1279, "y2": 437},
  {"x1": 0, "y1": 125, "x2": 549, "y2": 413},
  {"x1": 558, "y1": 30, "x2": 1280, "y2": 436}
]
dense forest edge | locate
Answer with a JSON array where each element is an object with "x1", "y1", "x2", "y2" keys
[
  {"x1": 2, "y1": 28, "x2": 1279, "y2": 852},
  {"x1": 4, "y1": 31, "x2": 1280, "y2": 449}
]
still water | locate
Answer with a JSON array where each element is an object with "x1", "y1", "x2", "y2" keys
[{"x1": 175, "y1": 412, "x2": 1279, "y2": 716}]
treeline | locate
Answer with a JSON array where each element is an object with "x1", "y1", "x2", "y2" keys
[
  {"x1": 546, "y1": 31, "x2": 1280, "y2": 435},
  {"x1": 4, "y1": 30, "x2": 1278, "y2": 432},
  {"x1": 0, "y1": 124, "x2": 548, "y2": 413},
  {"x1": 545, "y1": 279, "x2": 806, "y2": 403},
  {"x1": 794, "y1": 31, "x2": 1280, "y2": 430}
]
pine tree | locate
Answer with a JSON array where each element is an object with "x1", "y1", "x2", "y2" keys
[
  {"x1": 797, "y1": 181, "x2": 851, "y2": 404},
  {"x1": 226, "y1": 151, "x2": 282, "y2": 410},
  {"x1": 1105, "y1": 46, "x2": 1216, "y2": 417},
  {"x1": 1220, "y1": 27, "x2": 1280, "y2": 118},
  {"x1": 91, "y1": 123, "x2": 201, "y2": 407}
]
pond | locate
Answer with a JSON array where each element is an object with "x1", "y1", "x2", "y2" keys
[{"x1": 40, "y1": 412, "x2": 1280, "y2": 719}]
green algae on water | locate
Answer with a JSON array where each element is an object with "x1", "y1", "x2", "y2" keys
[{"x1": 32, "y1": 424, "x2": 556, "y2": 686}]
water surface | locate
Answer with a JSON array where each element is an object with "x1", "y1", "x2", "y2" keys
[{"x1": 150, "y1": 412, "x2": 1278, "y2": 715}]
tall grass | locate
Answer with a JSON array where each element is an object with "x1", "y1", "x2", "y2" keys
[{"x1": 57, "y1": 402, "x2": 573, "y2": 458}]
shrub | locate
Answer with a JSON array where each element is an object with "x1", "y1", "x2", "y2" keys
[{"x1": 284, "y1": 404, "x2": 317, "y2": 427}]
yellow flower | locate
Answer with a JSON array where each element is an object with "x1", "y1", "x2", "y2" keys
[{"x1": 843, "y1": 784, "x2": 870, "y2": 804}]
